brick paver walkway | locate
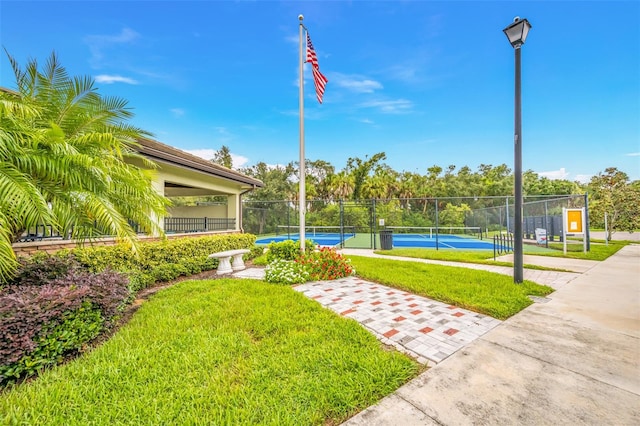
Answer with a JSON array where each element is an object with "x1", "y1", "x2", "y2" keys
[
  {"x1": 294, "y1": 277, "x2": 501, "y2": 365},
  {"x1": 235, "y1": 251, "x2": 582, "y2": 366}
]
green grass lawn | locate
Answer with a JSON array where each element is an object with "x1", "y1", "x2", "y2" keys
[
  {"x1": 373, "y1": 248, "x2": 570, "y2": 271},
  {"x1": 348, "y1": 255, "x2": 553, "y2": 320},
  {"x1": 543, "y1": 241, "x2": 627, "y2": 261},
  {"x1": 375, "y1": 239, "x2": 629, "y2": 265},
  {"x1": 0, "y1": 279, "x2": 420, "y2": 425},
  {"x1": 375, "y1": 248, "x2": 498, "y2": 263}
]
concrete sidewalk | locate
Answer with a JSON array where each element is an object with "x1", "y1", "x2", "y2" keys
[{"x1": 343, "y1": 244, "x2": 640, "y2": 425}]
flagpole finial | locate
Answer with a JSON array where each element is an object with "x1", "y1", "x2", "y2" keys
[{"x1": 299, "y1": 14, "x2": 304, "y2": 21}]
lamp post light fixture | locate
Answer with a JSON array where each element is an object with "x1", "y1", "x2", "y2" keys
[{"x1": 503, "y1": 17, "x2": 531, "y2": 284}]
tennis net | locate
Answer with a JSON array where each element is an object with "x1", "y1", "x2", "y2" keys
[
  {"x1": 276, "y1": 225, "x2": 357, "y2": 237},
  {"x1": 386, "y1": 226, "x2": 483, "y2": 239}
]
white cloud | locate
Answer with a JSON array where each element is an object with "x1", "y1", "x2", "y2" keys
[
  {"x1": 185, "y1": 149, "x2": 216, "y2": 161},
  {"x1": 85, "y1": 28, "x2": 140, "y2": 67},
  {"x1": 625, "y1": 152, "x2": 640, "y2": 157},
  {"x1": 170, "y1": 108, "x2": 185, "y2": 117},
  {"x1": 332, "y1": 73, "x2": 383, "y2": 93},
  {"x1": 95, "y1": 74, "x2": 138, "y2": 84},
  {"x1": 387, "y1": 65, "x2": 419, "y2": 82},
  {"x1": 538, "y1": 168, "x2": 569, "y2": 180},
  {"x1": 184, "y1": 149, "x2": 249, "y2": 168},
  {"x1": 99, "y1": 28, "x2": 139, "y2": 44},
  {"x1": 359, "y1": 118, "x2": 374, "y2": 124},
  {"x1": 231, "y1": 154, "x2": 249, "y2": 168},
  {"x1": 213, "y1": 127, "x2": 230, "y2": 136},
  {"x1": 574, "y1": 174, "x2": 592, "y2": 184},
  {"x1": 360, "y1": 99, "x2": 413, "y2": 114}
]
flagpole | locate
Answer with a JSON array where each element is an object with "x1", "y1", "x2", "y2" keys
[{"x1": 298, "y1": 14, "x2": 306, "y2": 253}]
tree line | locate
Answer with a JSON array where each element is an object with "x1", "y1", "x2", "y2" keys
[{"x1": 211, "y1": 147, "x2": 639, "y2": 237}]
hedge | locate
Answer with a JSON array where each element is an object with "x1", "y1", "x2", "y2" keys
[{"x1": 69, "y1": 233, "x2": 257, "y2": 291}]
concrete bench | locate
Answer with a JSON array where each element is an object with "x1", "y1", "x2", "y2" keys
[{"x1": 208, "y1": 249, "x2": 250, "y2": 275}]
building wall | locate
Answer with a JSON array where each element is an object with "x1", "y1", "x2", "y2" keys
[
  {"x1": 127, "y1": 156, "x2": 255, "y2": 233},
  {"x1": 156, "y1": 162, "x2": 245, "y2": 195}
]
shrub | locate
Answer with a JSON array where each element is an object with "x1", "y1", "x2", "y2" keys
[
  {"x1": 148, "y1": 263, "x2": 190, "y2": 282},
  {"x1": 252, "y1": 254, "x2": 269, "y2": 266},
  {"x1": 8, "y1": 253, "x2": 80, "y2": 288},
  {"x1": 128, "y1": 271, "x2": 155, "y2": 293},
  {"x1": 72, "y1": 234, "x2": 256, "y2": 290},
  {"x1": 248, "y1": 245, "x2": 265, "y2": 259},
  {"x1": 265, "y1": 239, "x2": 315, "y2": 262},
  {"x1": 298, "y1": 248, "x2": 355, "y2": 281},
  {"x1": 264, "y1": 259, "x2": 310, "y2": 285},
  {"x1": 264, "y1": 247, "x2": 354, "y2": 285},
  {"x1": 0, "y1": 269, "x2": 130, "y2": 385}
]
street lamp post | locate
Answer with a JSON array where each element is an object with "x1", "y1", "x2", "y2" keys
[{"x1": 503, "y1": 17, "x2": 531, "y2": 284}]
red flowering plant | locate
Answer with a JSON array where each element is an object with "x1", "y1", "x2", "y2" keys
[{"x1": 296, "y1": 247, "x2": 355, "y2": 281}]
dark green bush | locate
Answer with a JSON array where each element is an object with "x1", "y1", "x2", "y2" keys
[
  {"x1": 0, "y1": 269, "x2": 130, "y2": 385},
  {"x1": 265, "y1": 239, "x2": 315, "y2": 262},
  {"x1": 2, "y1": 302, "x2": 104, "y2": 383},
  {"x1": 249, "y1": 245, "x2": 265, "y2": 259}
]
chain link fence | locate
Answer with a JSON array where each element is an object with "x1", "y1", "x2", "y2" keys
[{"x1": 243, "y1": 194, "x2": 588, "y2": 249}]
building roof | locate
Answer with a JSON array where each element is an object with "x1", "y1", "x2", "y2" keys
[{"x1": 135, "y1": 138, "x2": 264, "y2": 188}]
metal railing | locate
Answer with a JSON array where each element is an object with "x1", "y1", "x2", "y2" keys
[
  {"x1": 164, "y1": 217, "x2": 236, "y2": 233},
  {"x1": 493, "y1": 233, "x2": 514, "y2": 260},
  {"x1": 15, "y1": 218, "x2": 236, "y2": 242}
]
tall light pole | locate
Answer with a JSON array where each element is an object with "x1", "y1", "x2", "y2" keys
[{"x1": 503, "y1": 17, "x2": 531, "y2": 284}]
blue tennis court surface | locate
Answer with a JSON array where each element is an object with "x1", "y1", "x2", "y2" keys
[
  {"x1": 255, "y1": 233, "x2": 351, "y2": 247},
  {"x1": 392, "y1": 234, "x2": 496, "y2": 249}
]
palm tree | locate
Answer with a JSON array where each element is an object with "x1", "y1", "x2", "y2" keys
[
  {"x1": 328, "y1": 171, "x2": 355, "y2": 201},
  {"x1": 0, "y1": 51, "x2": 168, "y2": 282}
]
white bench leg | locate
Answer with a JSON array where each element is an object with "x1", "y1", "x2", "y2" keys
[
  {"x1": 216, "y1": 256, "x2": 233, "y2": 275},
  {"x1": 231, "y1": 253, "x2": 246, "y2": 271}
]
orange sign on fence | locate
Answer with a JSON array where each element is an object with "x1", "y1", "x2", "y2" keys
[
  {"x1": 563, "y1": 207, "x2": 587, "y2": 254},
  {"x1": 566, "y1": 209, "x2": 583, "y2": 233}
]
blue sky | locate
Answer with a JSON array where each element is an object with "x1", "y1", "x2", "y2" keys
[{"x1": 1, "y1": 0, "x2": 638, "y2": 182}]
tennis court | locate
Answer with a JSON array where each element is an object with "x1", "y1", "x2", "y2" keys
[
  {"x1": 255, "y1": 225, "x2": 506, "y2": 250},
  {"x1": 385, "y1": 226, "x2": 496, "y2": 249},
  {"x1": 255, "y1": 226, "x2": 357, "y2": 247},
  {"x1": 391, "y1": 234, "x2": 496, "y2": 249}
]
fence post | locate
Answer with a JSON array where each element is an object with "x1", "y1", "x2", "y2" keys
[
  {"x1": 544, "y1": 201, "x2": 549, "y2": 248},
  {"x1": 493, "y1": 235, "x2": 496, "y2": 260},
  {"x1": 584, "y1": 193, "x2": 590, "y2": 251},
  {"x1": 505, "y1": 197, "x2": 510, "y2": 233},
  {"x1": 339, "y1": 199, "x2": 345, "y2": 249},
  {"x1": 372, "y1": 198, "x2": 377, "y2": 250},
  {"x1": 435, "y1": 198, "x2": 439, "y2": 251}
]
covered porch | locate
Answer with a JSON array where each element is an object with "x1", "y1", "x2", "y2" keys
[{"x1": 137, "y1": 138, "x2": 263, "y2": 235}]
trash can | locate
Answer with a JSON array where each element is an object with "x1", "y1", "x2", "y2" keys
[{"x1": 379, "y1": 229, "x2": 393, "y2": 250}]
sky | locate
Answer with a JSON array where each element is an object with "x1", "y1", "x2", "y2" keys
[{"x1": 1, "y1": 0, "x2": 639, "y2": 183}]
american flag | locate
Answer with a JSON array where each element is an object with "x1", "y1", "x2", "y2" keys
[{"x1": 306, "y1": 32, "x2": 328, "y2": 104}]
